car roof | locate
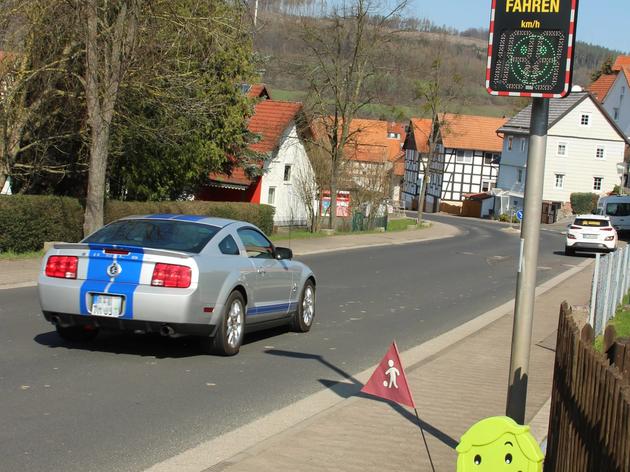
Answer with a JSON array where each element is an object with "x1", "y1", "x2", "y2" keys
[
  {"x1": 574, "y1": 214, "x2": 610, "y2": 220},
  {"x1": 118, "y1": 214, "x2": 244, "y2": 229}
]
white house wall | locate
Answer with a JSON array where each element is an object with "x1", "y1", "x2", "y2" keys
[
  {"x1": 441, "y1": 148, "x2": 500, "y2": 202},
  {"x1": 259, "y1": 123, "x2": 314, "y2": 226},
  {"x1": 601, "y1": 73, "x2": 630, "y2": 138},
  {"x1": 542, "y1": 135, "x2": 625, "y2": 202},
  {"x1": 497, "y1": 96, "x2": 627, "y2": 206},
  {"x1": 550, "y1": 98, "x2": 623, "y2": 141}
]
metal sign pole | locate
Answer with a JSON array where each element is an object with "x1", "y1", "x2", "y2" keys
[{"x1": 505, "y1": 98, "x2": 549, "y2": 424}]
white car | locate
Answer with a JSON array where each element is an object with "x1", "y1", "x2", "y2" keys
[{"x1": 565, "y1": 214, "x2": 618, "y2": 256}]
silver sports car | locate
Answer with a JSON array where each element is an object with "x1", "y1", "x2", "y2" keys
[{"x1": 38, "y1": 215, "x2": 316, "y2": 355}]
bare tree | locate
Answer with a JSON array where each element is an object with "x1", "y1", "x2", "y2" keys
[
  {"x1": 413, "y1": 40, "x2": 464, "y2": 223},
  {"x1": 82, "y1": 0, "x2": 140, "y2": 235},
  {"x1": 0, "y1": 1, "x2": 85, "y2": 193},
  {"x1": 298, "y1": 0, "x2": 406, "y2": 229}
]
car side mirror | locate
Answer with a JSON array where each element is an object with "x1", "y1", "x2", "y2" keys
[{"x1": 275, "y1": 246, "x2": 293, "y2": 260}]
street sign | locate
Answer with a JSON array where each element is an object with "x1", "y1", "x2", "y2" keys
[
  {"x1": 486, "y1": 0, "x2": 579, "y2": 98},
  {"x1": 516, "y1": 210, "x2": 523, "y2": 221}
]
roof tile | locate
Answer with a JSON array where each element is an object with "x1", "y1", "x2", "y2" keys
[
  {"x1": 441, "y1": 114, "x2": 508, "y2": 152},
  {"x1": 588, "y1": 73, "x2": 617, "y2": 102}
]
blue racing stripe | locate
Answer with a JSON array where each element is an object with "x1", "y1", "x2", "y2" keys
[
  {"x1": 247, "y1": 302, "x2": 297, "y2": 316},
  {"x1": 145, "y1": 214, "x2": 178, "y2": 219},
  {"x1": 79, "y1": 245, "x2": 145, "y2": 319},
  {"x1": 172, "y1": 215, "x2": 206, "y2": 222}
]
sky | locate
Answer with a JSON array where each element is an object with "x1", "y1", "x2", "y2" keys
[{"x1": 410, "y1": 0, "x2": 630, "y2": 52}]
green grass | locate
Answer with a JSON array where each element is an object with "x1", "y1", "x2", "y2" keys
[
  {"x1": 270, "y1": 217, "x2": 423, "y2": 241},
  {"x1": 595, "y1": 294, "x2": 630, "y2": 351},
  {"x1": 0, "y1": 249, "x2": 45, "y2": 261}
]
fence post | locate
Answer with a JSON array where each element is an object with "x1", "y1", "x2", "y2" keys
[
  {"x1": 602, "y1": 254, "x2": 614, "y2": 332},
  {"x1": 624, "y1": 246, "x2": 630, "y2": 302},
  {"x1": 590, "y1": 253, "x2": 601, "y2": 328},
  {"x1": 612, "y1": 250, "x2": 623, "y2": 315},
  {"x1": 619, "y1": 246, "x2": 628, "y2": 306}
]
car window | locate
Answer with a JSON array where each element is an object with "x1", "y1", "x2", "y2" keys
[
  {"x1": 84, "y1": 220, "x2": 219, "y2": 253},
  {"x1": 237, "y1": 228, "x2": 274, "y2": 259},
  {"x1": 606, "y1": 203, "x2": 630, "y2": 217},
  {"x1": 574, "y1": 218, "x2": 610, "y2": 228},
  {"x1": 219, "y1": 235, "x2": 240, "y2": 255}
]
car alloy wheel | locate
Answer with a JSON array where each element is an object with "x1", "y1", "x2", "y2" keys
[
  {"x1": 302, "y1": 285, "x2": 315, "y2": 327},
  {"x1": 226, "y1": 297, "x2": 244, "y2": 349},
  {"x1": 291, "y1": 280, "x2": 315, "y2": 333}
]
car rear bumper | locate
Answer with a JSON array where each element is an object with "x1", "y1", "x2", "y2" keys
[
  {"x1": 43, "y1": 311, "x2": 218, "y2": 337},
  {"x1": 566, "y1": 241, "x2": 616, "y2": 252}
]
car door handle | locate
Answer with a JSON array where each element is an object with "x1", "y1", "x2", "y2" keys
[{"x1": 257, "y1": 268, "x2": 266, "y2": 275}]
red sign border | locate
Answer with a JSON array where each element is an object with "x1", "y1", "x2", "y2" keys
[{"x1": 485, "y1": 0, "x2": 578, "y2": 98}]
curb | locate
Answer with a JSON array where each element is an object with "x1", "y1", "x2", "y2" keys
[{"x1": 144, "y1": 258, "x2": 592, "y2": 472}]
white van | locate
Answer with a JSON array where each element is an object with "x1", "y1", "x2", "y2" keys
[{"x1": 597, "y1": 195, "x2": 630, "y2": 231}]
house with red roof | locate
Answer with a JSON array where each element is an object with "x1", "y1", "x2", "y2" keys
[
  {"x1": 341, "y1": 119, "x2": 406, "y2": 204},
  {"x1": 198, "y1": 86, "x2": 315, "y2": 226},
  {"x1": 401, "y1": 118, "x2": 432, "y2": 210},
  {"x1": 402, "y1": 114, "x2": 506, "y2": 213},
  {"x1": 588, "y1": 56, "x2": 630, "y2": 138}
]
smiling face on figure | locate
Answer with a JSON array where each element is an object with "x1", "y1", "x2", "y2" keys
[{"x1": 456, "y1": 417, "x2": 544, "y2": 472}]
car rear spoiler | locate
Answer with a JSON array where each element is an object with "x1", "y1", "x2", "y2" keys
[{"x1": 52, "y1": 243, "x2": 192, "y2": 259}]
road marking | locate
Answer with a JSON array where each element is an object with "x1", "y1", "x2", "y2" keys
[{"x1": 143, "y1": 258, "x2": 592, "y2": 472}]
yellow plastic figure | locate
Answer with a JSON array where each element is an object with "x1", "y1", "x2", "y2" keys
[{"x1": 456, "y1": 416, "x2": 544, "y2": 471}]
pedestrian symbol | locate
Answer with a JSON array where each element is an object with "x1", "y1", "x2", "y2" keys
[{"x1": 383, "y1": 360, "x2": 400, "y2": 389}]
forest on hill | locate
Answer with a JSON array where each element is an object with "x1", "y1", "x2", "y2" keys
[{"x1": 251, "y1": 3, "x2": 625, "y2": 120}]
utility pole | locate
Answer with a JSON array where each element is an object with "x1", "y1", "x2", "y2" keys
[
  {"x1": 485, "y1": 0, "x2": 579, "y2": 424},
  {"x1": 505, "y1": 98, "x2": 549, "y2": 423}
]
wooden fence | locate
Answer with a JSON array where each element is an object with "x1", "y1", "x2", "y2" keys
[{"x1": 544, "y1": 302, "x2": 630, "y2": 471}]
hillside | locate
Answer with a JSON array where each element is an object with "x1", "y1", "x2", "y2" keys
[{"x1": 253, "y1": 11, "x2": 623, "y2": 121}]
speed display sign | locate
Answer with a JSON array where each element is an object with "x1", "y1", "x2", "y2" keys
[{"x1": 486, "y1": 0, "x2": 579, "y2": 98}]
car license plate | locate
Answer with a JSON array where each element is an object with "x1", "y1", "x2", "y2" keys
[
  {"x1": 583, "y1": 234, "x2": 598, "y2": 239},
  {"x1": 91, "y1": 294, "x2": 123, "y2": 317}
]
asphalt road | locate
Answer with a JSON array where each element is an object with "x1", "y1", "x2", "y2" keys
[{"x1": 0, "y1": 215, "x2": 576, "y2": 472}]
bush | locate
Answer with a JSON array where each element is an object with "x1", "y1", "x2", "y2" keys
[
  {"x1": 570, "y1": 193, "x2": 599, "y2": 215},
  {"x1": 0, "y1": 195, "x2": 83, "y2": 253},
  {"x1": 105, "y1": 200, "x2": 276, "y2": 235}
]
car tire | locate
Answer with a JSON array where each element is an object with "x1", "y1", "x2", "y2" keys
[
  {"x1": 56, "y1": 325, "x2": 99, "y2": 342},
  {"x1": 209, "y1": 291, "x2": 245, "y2": 356},
  {"x1": 564, "y1": 246, "x2": 575, "y2": 256},
  {"x1": 291, "y1": 280, "x2": 315, "y2": 333}
]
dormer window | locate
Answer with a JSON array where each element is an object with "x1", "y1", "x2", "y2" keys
[{"x1": 387, "y1": 132, "x2": 400, "y2": 139}]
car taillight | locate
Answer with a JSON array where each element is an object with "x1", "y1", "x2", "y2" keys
[
  {"x1": 570, "y1": 225, "x2": 581, "y2": 230},
  {"x1": 601, "y1": 227, "x2": 614, "y2": 231},
  {"x1": 151, "y1": 263, "x2": 192, "y2": 288},
  {"x1": 605, "y1": 236, "x2": 615, "y2": 241},
  {"x1": 45, "y1": 256, "x2": 78, "y2": 279},
  {"x1": 567, "y1": 234, "x2": 576, "y2": 239}
]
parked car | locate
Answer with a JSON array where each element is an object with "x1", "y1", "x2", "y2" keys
[
  {"x1": 596, "y1": 195, "x2": 630, "y2": 232},
  {"x1": 38, "y1": 215, "x2": 316, "y2": 355},
  {"x1": 565, "y1": 214, "x2": 618, "y2": 256}
]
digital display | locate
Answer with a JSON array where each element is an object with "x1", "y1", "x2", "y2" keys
[
  {"x1": 492, "y1": 30, "x2": 565, "y2": 92},
  {"x1": 486, "y1": 0, "x2": 578, "y2": 97}
]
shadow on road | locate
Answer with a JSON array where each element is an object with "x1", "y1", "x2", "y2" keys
[
  {"x1": 33, "y1": 325, "x2": 292, "y2": 359},
  {"x1": 265, "y1": 348, "x2": 458, "y2": 450}
]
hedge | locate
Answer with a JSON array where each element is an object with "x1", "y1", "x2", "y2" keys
[
  {"x1": 0, "y1": 196, "x2": 275, "y2": 253},
  {"x1": 0, "y1": 195, "x2": 83, "y2": 253},
  {"x1": 105, "y1": 200, "x2": 275, "y2": 235},
  {"x1": 570, "y1": 193, "x2": 599, "y2": 215}
]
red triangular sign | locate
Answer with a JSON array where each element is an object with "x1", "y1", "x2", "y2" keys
[{"x1": 361, "y1": 341, "x2": 416, "y2": 408}]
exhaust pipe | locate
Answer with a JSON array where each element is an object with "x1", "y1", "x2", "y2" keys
[{"x1": 160, "y1": 324, "x2": 175, "y2": 337}]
